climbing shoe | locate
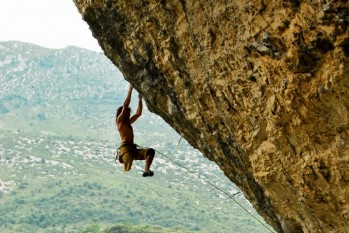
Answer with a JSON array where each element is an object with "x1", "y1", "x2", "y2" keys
[{"x1": 142, "y1": 170, "x2": 154, "y2": 177}]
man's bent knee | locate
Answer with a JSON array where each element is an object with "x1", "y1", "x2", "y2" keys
[{"x1": 147, "y1": 148, "x2": 155, "y2": 157}]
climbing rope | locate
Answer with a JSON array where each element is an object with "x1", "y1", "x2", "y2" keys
[{"x1": 136, "y1": 145, "x2": 274, "y2": 233}]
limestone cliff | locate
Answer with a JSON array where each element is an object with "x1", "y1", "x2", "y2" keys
[{"x1": 74, "y1": 1, "x2": 349, "y2": 232}]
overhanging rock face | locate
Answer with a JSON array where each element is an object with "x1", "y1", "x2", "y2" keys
[{"x1": 74, "y1": 1, "x2": 349, "y2": 232}]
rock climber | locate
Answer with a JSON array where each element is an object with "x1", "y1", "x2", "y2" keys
[{"x1": 116, "y1": 83, "x2": 155, "y2": 177}]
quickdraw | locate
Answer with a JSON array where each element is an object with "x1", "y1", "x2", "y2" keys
[
  {"x1": 115, "y1": 148, "x2": 124, "y2": 164},
  {"x1": 115, "y1": 149, "x2": 120, "y2": 164}
]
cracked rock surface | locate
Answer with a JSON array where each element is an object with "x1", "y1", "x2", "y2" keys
[{"x1": 74, "y1": 1, "x2": 349, "y2": 232}]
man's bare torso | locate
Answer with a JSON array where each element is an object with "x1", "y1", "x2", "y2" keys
[{"x1": 117, "y1": 121, "x2": 134, "y2": 144}]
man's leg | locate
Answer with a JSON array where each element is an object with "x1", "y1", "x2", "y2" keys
[
  {"x1": 144, "y1": 148, "x2": 155, "y2": 172},
  {"x1": 135, "y1": 148, "x2": 155, "y2": 177}
]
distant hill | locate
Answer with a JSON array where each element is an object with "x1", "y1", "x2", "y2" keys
[
  {"x1": 0, "y1": 41, "x2": 272, "y2": 233},
  {"x1": 0, "y1": 41, "x2": 123, "y2": 140}
]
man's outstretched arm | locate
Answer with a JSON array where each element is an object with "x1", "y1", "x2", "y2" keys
[
  {"x1": 123, "y1": 84, "x2": 133, "y2": 108},
  {"x1": 117, "y1": 84, "x2": 133, "y2": 124},
  {"x1": 130, "y1": 94, "x2": 143, "y2": 124}
]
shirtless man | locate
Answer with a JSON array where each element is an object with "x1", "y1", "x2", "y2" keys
[{"x1": 116, "y1": 84, "x2": 155, "y2": 177}]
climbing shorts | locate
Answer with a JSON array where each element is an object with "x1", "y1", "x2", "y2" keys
[{"x1": 118, "y1": 143, "x2": 150, "y2": 172}]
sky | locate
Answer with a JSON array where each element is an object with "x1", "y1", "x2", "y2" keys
[{"x1": 0, "y1": 0, "x2": 101, "y2": 52}]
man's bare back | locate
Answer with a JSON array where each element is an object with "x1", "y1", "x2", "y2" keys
[{"x1": 117, "y1": 121, "x2": 134, "y2": 144}]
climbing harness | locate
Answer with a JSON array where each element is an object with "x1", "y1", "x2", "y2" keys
[{"x1": 115, "y1": 143, "x2": 140, "y2": 164}]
